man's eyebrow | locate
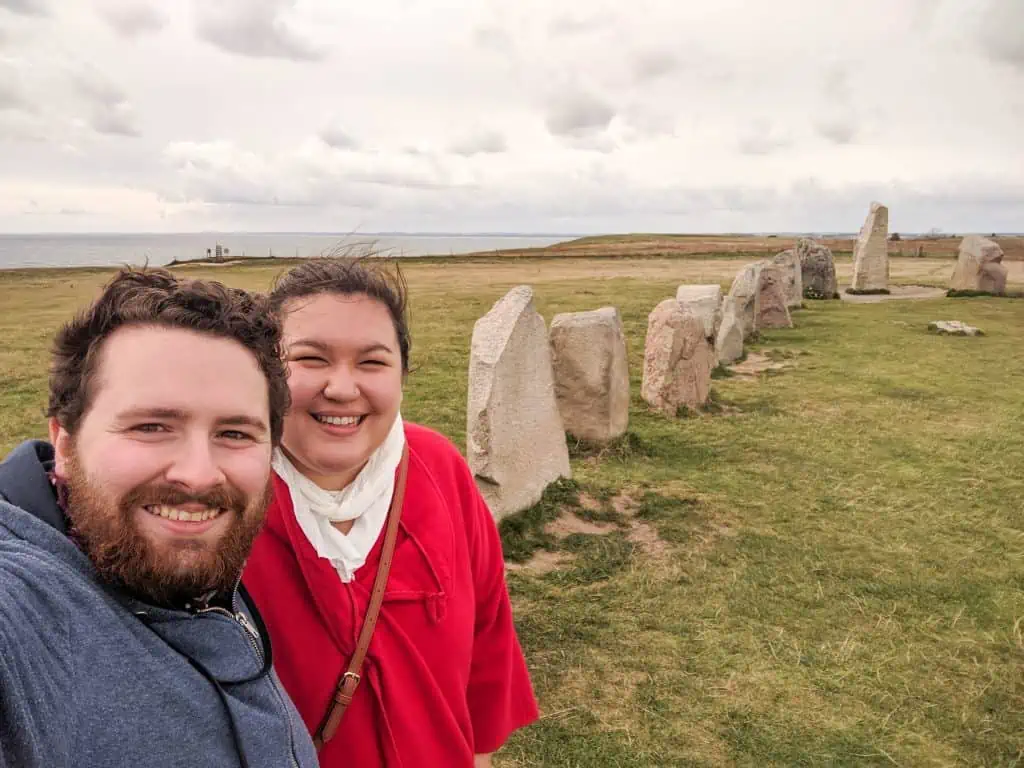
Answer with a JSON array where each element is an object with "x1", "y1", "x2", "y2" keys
[
  {"x1": 217, "y1": 415, "x2": 269, "y2": 434},
  {"x1": 116, "y1": 408, "x2": 268, "y2": 434},
  {"x1": 116, "y1": 407, "x2": 187, "y2": 421}
]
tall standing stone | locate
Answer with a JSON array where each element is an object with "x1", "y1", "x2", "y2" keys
[
  {"x1": 726, "y1": 262, "x2": 764, "y2": 339},
  {"x1": 675, "y1": 284, "x2": 723, "y2": 339},
  {"x1": 850, "y1": 202, "x2": 890, "y2": 292},
  {"x1": 797, "y1": 238, "x2": 839, "y2": 299},
  {"x1": 467, "y1": 285, "x2": 571, "y2": 520},
  {"x1": 641, "y1": 299, "x2": 715, "y2": 416},
  {"x1": 549, "y1": 307, "x2": 630, "y2": 444},
  {"x1": 771, "y1": 249, "x2": 803, "y2": 309},
  {"x1": 714, "y1": 296, "x2": 745, "y2": 365},
  {"x1": 950, "y1": 235, "x2": 1007, "y2": 294},
  {"x1": 757, "y1": 264, "x2": 794, "y2": 329}
]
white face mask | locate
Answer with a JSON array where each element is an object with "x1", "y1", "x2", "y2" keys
[{"x1": 272, "y1": 413, "x2": 406, "y2": 582}]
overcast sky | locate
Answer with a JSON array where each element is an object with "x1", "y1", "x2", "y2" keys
[{"x1": 0, "y1": 0, "x2": 1021, "y2": 234}]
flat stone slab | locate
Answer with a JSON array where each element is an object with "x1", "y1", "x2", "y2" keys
[
  {"x1": 840, "y1": 285, "x2": 946, "y2": 303},
  {"x1": 928, "y1": 320, "x2": 983, "y2": 336}
]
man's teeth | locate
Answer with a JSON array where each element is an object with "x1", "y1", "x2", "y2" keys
[
  {"x1": 146, "y1": 506, "x2": 223, "y2": 522},
  {"x1": 315, "y1": 414, "x2": 361, "y2": 426}
]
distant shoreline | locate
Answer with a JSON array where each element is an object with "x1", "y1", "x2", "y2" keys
[{"x1": 3, "y1": 232, "x2": 1023, "y2": 273}]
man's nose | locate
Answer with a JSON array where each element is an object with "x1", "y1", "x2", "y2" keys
[{"x1": 163, "y1": 436, "x2": 226, "y2": 492}]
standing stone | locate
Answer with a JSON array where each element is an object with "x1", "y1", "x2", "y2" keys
[
  {"x1": 771, "y1": 249, "x2": 803, "y2": 309},
  {"x1": 714, "y1": 296, "x2": 745, "y2": 365},
  {"x1": 850, "y1": 202, "x2": 890, "y2": 292},
  {"x1": 797, "y1": 238, "x2": 839, "y2": 299},
  {"x1": 675, "y1": 284, "x2": 723, "y2": 339},
  {"x1": 950, "y1": 235, "x2": 1007, "y2": 294},
  {"x1": 726, "y1": 262, "x2": 765, "y2": 339},
  {"x1": 467, "y1": 285, "x2": 571, "y2": 520},
  {"x1": 757, "y1": 264, "x2": 794, "y2": 329},
  {"x1": 641, "y1": 299, "x2": 715, "y2": 416},
  {"x1": 549, "y1": 307, "x2": 630, "y2": 444}
]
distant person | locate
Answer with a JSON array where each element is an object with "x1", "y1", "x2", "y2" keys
[
  {"x1": 242, "y1": 259, "x2": 539, "y2": 767},
  {"x1": 0, "y1": 268, "x2": 319, "y2": 768}
]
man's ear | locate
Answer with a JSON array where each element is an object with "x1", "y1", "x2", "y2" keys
[{"x1": 49, "y1": 418, "x2": 72, "y2": 478}]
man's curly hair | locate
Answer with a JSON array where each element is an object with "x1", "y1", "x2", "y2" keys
[{"x1": 47, "y1": 267, "x2": 290, "y2": 445}]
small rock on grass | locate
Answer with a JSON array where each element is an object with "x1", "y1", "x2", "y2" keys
[{"x1": 928, "y1": 320, "x2": 983, "y2": 336}]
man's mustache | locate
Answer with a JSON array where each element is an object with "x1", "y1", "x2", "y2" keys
[{"x1": 119, "y1": 483, "x2": 249, "y2": 513}]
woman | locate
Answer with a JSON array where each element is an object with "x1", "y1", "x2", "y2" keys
[{"x1": 242, "y1": 259, "x2": 538, "y2": 767}]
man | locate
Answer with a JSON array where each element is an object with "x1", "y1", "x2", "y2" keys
[{"x1": 0, "y1": 268, "x2": 319, "y2": 768}]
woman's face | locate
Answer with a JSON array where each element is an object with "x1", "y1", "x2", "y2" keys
[{"x1": 279, "y1": 292, "x2": 404, "y2": 490}]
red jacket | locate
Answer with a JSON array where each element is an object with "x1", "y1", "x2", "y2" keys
[{"x1": 242, "y1": 423, "x2": 539, "y2": 767}]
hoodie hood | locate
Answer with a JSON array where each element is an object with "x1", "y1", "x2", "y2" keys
[{"x1": 0, "y1": 438, "x2": 66, "y2": 534}]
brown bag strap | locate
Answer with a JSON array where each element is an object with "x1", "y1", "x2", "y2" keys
[{"x1": 312, "y1": 442, "x2": 410, "y2": 751}]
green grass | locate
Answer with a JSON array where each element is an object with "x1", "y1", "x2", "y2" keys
[
  {"x1": 947, "y1": 289, "x2": 1024, "y2": 299},
  {"x1": 2, "y1": 258, "x2": 1023, "y2": 767}
]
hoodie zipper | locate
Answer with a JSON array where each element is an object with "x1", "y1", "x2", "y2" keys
[
  {"x1": 231, "y1": 588, "x2": 302, "y2": 768},
  {"x1": 195, "y1": 604, "x2": 301, "y2": 768}
]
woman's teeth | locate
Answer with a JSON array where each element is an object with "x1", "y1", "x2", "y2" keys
[
  {"x1": 146, "y1": 506, "x2": 223, "y2": 522},
  {"x1": 315, "y1": 414, "x2": 361, "y2": 426}
]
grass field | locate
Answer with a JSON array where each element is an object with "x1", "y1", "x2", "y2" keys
[{"x1": 2, "y1": 254, "x2": 1022, "y2": 766}]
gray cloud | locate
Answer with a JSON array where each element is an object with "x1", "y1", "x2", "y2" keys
[
  {"x1": 319, "y1": 123, "x2": 358, "y2": 150},
  {"x1": 72, "y1": 70, "x2": 128, "y2": 108},
  {"x1": 976, "y1": 0, "x2": 1024, "y2": 69},
  {"x1": 449, "y1": 129, "x2": 506, "y2": 156},
  {"x1": 72, "y1": 69, "x2": 141, "y2": 137},
  {"x1": 472, "y1": 25, "x2": 512, "y2": 54},
  {"x1": 99, "y1": 3, "x2": 168, "y2": 38},
  {"x1": 195, "y1": 0, "x2": 325, "y2": 62},
  {"x1": 0, "y1": 80, "x2": 29, "y2": 112},
  {"x1": 545, "y1": 89, "x2": 616, "y2": 138},
  {"x1": 815, "y1": 116, "x2": 858, "y2": 145},
  {"x1": 0, "y1": 0, "x2": 47, "y2": 17},
  {"x1": 822, "y1": 64, "x2": 852, "y2": 102},
  {"x1": 632, "y1": 50, "x2": 680, "y2": 82},
  {"x1": 548, "y1": 13, "x2": 607, "y2": 36},
  {"x1": 91, "y1": 102, "x2": 141, "y2": 137},
  {"x1": 0, "y1": 59, "x2": 34, "y2": 114},
  {"x1": 738, "y1": 122, "x2": 792, "y2": 156}
]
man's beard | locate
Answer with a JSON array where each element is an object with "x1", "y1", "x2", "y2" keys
[{"x1": 62, "y1": 446, "x2": 271, "y2": 609}]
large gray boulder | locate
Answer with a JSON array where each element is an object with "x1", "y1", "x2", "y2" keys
[
  {"x1": 757, "y1": 265, "x2": 794, "y2": 329},
  {"x1": 950, "y1": 235, "x2": 1007, "y2": 294},
  {"x1": 467, "y1": 285, "x2": 571, "y2": 520},
  {"x1": 714, "y1": 296, "x2": 745, "y2": 365},
  {"x1": 771, "y1": 249, "x2": 803, "y2": 309},
  {"x1": 675, "y1": 284, "x2": 723, "y2": 339},
  {"x1": 797, "y1": 238, "x2": 839, "y2": 299},
  {"x1": 641, "y1": 299, "x2": 715, "y2": 416},
  {"x1": 726, "y1": 262, "x2": 765, "y2": 339},
  {"x1": 850, "y1": 202, "x2": 889, "y2": 292},
  {"x1": 549, "y1": 307, "x2": 630, "y2": 444}
]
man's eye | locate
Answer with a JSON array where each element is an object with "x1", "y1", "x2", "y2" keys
[
  {"x1": 132, "y1": 424, "x2": 166, "y2": 433},
  {"x1": 221, "y1": 430, "x2": 253, "y2": 441}
]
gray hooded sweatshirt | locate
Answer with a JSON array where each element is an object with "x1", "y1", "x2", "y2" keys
[{"x1": 0, "y1": 440, "x2": 321, "y2": 768}]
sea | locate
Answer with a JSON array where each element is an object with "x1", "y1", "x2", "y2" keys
[{"x1": 0, "y1": 233, "x2": 574, "y2": 270}]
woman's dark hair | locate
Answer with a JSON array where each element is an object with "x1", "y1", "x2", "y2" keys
[{"x1": 268, "y1": 257, "x2": 411, "y2": 373}]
